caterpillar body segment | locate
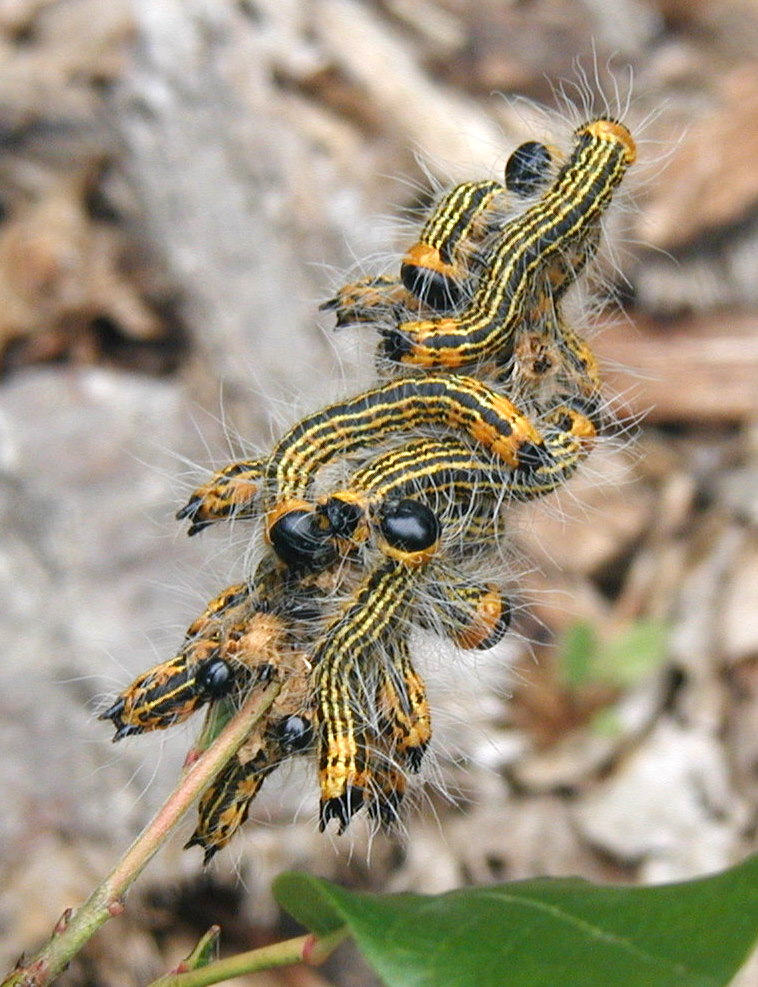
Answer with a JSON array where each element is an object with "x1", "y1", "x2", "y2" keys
[
  {"x1": 509, "y1": 311, "x2": 601, "y2": 402},
  {"x1": 100, "y1": 654, "x2": 212, "y2": 739},
  {"x1": 399, "y1": 179, "x2": 507, "y2": 312},
  {"x1": 315, "y1": 555, "x2": 434, "y2": 832},
  {"x1": 266, "y1": 373, "x2": 543, "y2": 509},
  {"x1": 269, "y1": 438, "x2": 502, "y2": 573},
  {"x1": 363, "y1": 639, "x2": 432, "y2": 827},
  {"x1": 507, "y1": 398, "x2": 599, "y2": 500},
  {"x1": 399, "y1": 138, "x2": 566, "y2": 314},
  {"x1": 383, "y1": 119, "x2": 636, "y2": 370},
  {"x1": 320, "y1": 178, "x2": 506, "y2": 332},
  {"x1": 321, "y1": 275, "x2": 422, "y2": 329},
  {"x1": 420, "y1": 574, "x2": 512, "y2": 651},
  {"x1": 264, "y1": 371, "x2": 548, "y2": 566},
  {"x1": 177, "y1": 458, "x2": 266, "y2": 535},
  {"x1": 375, "y1": 635, "x2": 431, "y2": 770},
  {"x1": 186, "y1": 749, "x2": 273, "y2": 864}
]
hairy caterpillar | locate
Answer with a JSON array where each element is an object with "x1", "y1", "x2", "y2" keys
[{"x1": 381, "y1": 120, "x2": 635, "y2": 370}]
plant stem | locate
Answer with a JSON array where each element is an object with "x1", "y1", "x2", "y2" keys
[
  {"x1": 1, "y1": 680, "x2": 282, "y2": 987},
  {"x1": 146, "y1": 927, "x2": 350, "y2": 987}
]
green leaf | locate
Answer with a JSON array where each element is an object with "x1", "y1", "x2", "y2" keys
[
  {"x1": 182, "y1": 926, "x2": 221, "y2": 970},
  {"x1": 274, "y1": 855, "x2": 758, "y2": 987},
  {"x1": 557, "y1": 619, "x2": 599, "y2": 687},
  {"x1": 194, "y1": 697, "x2": 237, "y2": 752},
  {"x1": 557, "y1": 619, "x2": 670, "y2": 691},
  {"x1": 594, "y1": 619, "x2": 670, "y2": 687}
]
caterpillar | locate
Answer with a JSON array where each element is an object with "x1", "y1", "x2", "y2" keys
[
  {"x1": 381, "y1": 120, "x2": 635, "y2": 370},
  {"x1": 99, "y1": 583, "x2": 255, "y2": 738},
  {"x1": 313, "y1": 551, "x2": 435, "y2": 831},
  {"x1": 177, "y1": 458, "x2": 266, "y2": 536},
  {"x1": 186, "y1": 674, "x2": 315, "y2": 864},
  {"x1": 262, "y1": 372, "x2": 543, "y2": 550}
]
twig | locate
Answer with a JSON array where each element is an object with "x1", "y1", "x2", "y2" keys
[
  {"x1": 2, "y1": 680, "x2": 282, "y2": 987},
  {"x1": 146, "y1": 927, "x2": 350, "y2": 987}
]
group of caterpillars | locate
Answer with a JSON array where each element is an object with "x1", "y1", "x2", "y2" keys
[{"x1": 101, "y1": 115, "x2": 636, "y2": 863}]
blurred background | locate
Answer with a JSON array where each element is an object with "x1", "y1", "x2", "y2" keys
[{"x1": 1, "y1": 0, "x2": 757, "y2": 983}]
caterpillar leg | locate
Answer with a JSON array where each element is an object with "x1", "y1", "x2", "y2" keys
[{"x1": 177, "y1": 458, "x2": 266, "y2": 535}]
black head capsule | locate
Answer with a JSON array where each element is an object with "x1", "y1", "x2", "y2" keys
[
  {"x1": 400, "y1": 264, "x2": 462, "y2": 312},
  {"x1": 320, "y1": 497, "x2": 364, "y2": 540},
  {"x1": 379, "y1": 326, "x2": 413, "y2": 364},
  {"x1": 269, "y1": 508, "x2": 337, "y2": 571},
  {"x1": 378, "y1": 499, "x2": 441, "y2": 557},
  {"x1": 195, "y1": 657, "x2": 236, "y2": 699},
  {"x1": 270, "y1": 714, "x2": 314, "y2": 754},
  {"x1": 505, "y1": 141, "x2": 554, "y2": 198}
]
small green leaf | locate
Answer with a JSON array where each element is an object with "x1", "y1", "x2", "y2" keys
[
  {"x1": 594, "y1": 619, "x2": 670, "y2": 688},
  {"x1": 558, "y1": 619, "x2": 670, "y2": 691},
  {"x1": 194, "y1": 698, "x2": 237, "y2": 752},
  {"x1": 274, "y1": 855, "x2": 758, "y2": 987},
  {"x1": 557, "y1": 619, "x2": 599, "y2": 687},
  {"x1": 183, "y1": 926, "x2": 221, "y2": 970}
]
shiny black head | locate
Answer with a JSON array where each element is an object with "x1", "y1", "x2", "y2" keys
[
  {"x1": 505, "y1": 141, "x2": 553, "y2": 198},
  {"x1": 271, "y1": 714, "x2": 314, "y2": 754},
  {"x1": 195, "y1": 658, "x2": 235, "y2": 699},
  {"x1": 378, "y1": 499, "x2": 441, "y2": 555},
  {"x1": 269, "y1": 508, "x2": 337, "y2": 571}
]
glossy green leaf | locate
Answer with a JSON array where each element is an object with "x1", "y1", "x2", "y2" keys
[{"x1": 274, "y1": 855, "x2": 758, "y2": 987}]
